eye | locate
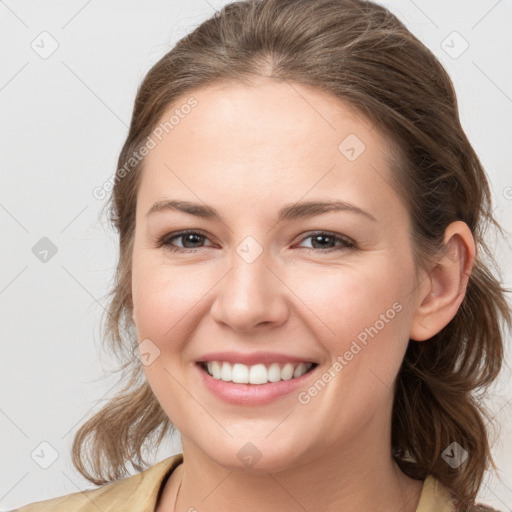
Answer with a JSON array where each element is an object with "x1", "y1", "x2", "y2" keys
[
  {"x1": 158, "y1": 230, "x2": 214, "y2": 253},
  {"x1": 296, "y1": 231, "x2": 355, "y2": 252},
  {"x1": 156, "y1": 230, "x2": 356, "y2": 253}
]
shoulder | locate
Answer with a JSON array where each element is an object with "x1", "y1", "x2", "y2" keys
[
  {"x1": 418, "y1": 475, "x2": 503, "y2": 512},
  {"x1": 12, "y1": 453, "x2": 183, "y2": 512}
]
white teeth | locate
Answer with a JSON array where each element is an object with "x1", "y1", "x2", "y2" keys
[
  {"x1": 281, "y1": 363, "x2": 294, "y2": 381},
  {"x1": 293, "y1": 362, "x2": 308, "y2": 378},
  {"x1": 249, "y1": 364, "x2": 268, "y2": 384},
  {"x1": 232, "y1": 363, "x2": 249, "y2": 383},
  {"x1": 267, "y1": 363, "x2": 281, "y2": 382},
  {"x1": 211, "y1": 361, "x2": 221, "y2": 379},
  {"x1": 220, "y1": 362, "x2": 232, "y2": 381},
  {"x1": 205, "y1": 361, "x2": 314, "y2": 384}
]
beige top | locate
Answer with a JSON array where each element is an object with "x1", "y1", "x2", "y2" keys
[{"x1": 13, "y1": 453, "x2": 497, "y2": 512}]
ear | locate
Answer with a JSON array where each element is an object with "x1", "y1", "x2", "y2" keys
[{"x1": 409, "y1": 221, "x2": 476, "y2": 342}]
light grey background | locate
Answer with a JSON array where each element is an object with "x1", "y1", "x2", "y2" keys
[{"x1": 1, "y1": 0, "x2": 511, "y2": 510}]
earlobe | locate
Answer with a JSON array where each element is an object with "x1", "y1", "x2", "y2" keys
[{"x1": 409, "y1": 221, "x2": 476, "y2": 342}]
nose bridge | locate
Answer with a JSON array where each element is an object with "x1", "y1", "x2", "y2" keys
[{"x1": 210, "y1": 235, "x2": 288, "y2": 330}]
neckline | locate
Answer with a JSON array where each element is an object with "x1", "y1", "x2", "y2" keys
[
  {"x1": 152, "y1": 455, "x2": 455, "y2": 512},
  {"x1": 153, "y1": 453, "x2": 184, "y2": 511}
]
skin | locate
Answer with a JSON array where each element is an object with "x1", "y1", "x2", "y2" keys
[{"x1": 130, "y1": 77, "x2": 475, "y2": 512}]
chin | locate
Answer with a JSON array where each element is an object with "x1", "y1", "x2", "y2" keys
[{"x1": 198, "y1": 435, "x2": 309, "y2": 474}]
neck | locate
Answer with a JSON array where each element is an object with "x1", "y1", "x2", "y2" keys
[{"x1": 166, "y1": 419, "x2": 423, "y2": 512}]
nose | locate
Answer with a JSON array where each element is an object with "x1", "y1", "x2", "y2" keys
[{"x1": 209, "y1": 245, "x2": 289, "y2": 332}]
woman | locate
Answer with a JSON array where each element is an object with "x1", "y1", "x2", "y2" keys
[{"x1": 15, "y1": 0, "x2": 510, "y2": 510}]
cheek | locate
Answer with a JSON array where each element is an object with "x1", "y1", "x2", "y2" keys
[
  {"x1": 131, "y1": 259, "x2": 211, "y2": 425},
  {"x1": 296, "y1": 257, "x2": 411, "y2": 328},
  {"x1": 132, "y1": 256, "x2": 213, "y2": 341},
  {"x1": 292, "y1": 257, "x2": 414, "y2": 378}
]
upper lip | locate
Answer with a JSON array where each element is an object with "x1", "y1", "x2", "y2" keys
[{"x1": 196, "y1": 351, "x2": 317, "y2": 366}]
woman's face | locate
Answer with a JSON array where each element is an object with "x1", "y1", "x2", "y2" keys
[{"x1": 131, "y1": 78, "x2": 426, "y2": 472}]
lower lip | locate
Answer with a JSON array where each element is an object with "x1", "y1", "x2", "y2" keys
[{"x1": 196, "y1": 363, "x2": 317, "y2": 406}]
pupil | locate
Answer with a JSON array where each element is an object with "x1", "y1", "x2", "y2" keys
[
  {"x1": 184, "y1": 234, "x2": 202, "y2": 247},
  {"x1": 313, "y1": 235, "x2": 333, "y2": 248}
]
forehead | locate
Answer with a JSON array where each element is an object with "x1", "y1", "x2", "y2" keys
[
  {"x1": 138, "y1": 78, "x2": 398, "y2": 216},
  {"x1": 149, "y1": 78, "x2": 378, "y2": 156}
]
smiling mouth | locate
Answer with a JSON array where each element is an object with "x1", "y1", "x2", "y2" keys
[{"x1": 199, "y1": 361, "x2": 318, "y2": 385}]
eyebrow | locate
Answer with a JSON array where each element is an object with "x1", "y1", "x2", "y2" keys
[{"x1": 146, "y1": 199, "x2": 377, "y2": 223}]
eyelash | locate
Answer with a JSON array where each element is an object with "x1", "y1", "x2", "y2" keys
[{"x1": 156, "y1": 229, "x2": 356, "y2": 254}]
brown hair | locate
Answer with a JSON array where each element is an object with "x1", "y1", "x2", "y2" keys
[{"x1": 72, "y1": 0, "x2": 511, "y2": 509}]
